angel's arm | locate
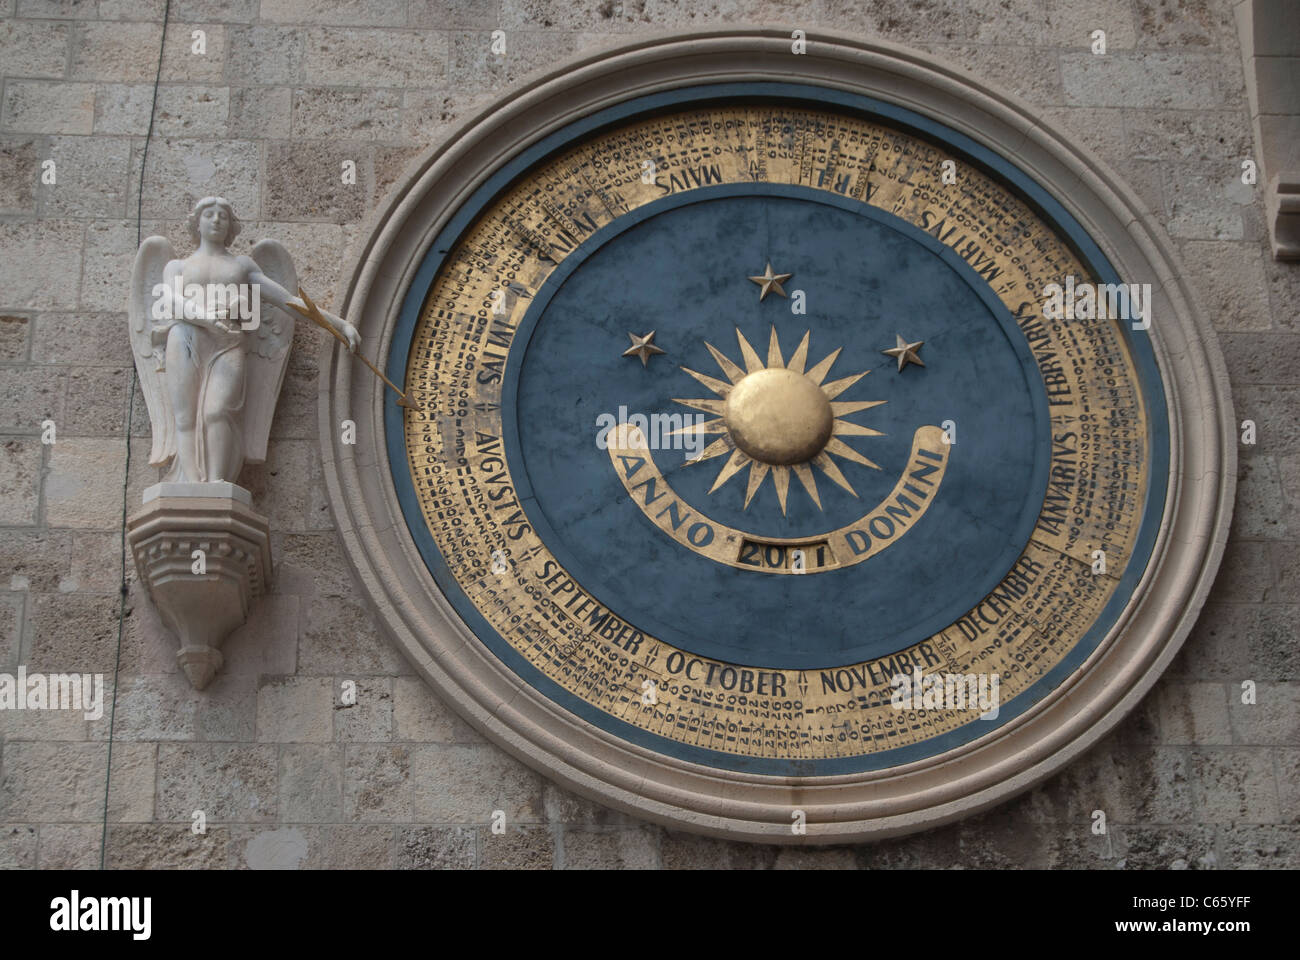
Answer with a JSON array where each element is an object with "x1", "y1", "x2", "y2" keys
[
  {"x1": 242, "y1": 257, "x2": 360, "y2": 352},
  {"x1": 150, "y1": 259, "x2": 185, "y2": 344}
]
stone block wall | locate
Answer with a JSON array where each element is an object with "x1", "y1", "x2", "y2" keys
[{"x1": 0, "y1": 0, "x2": 1295, "y2": 869}]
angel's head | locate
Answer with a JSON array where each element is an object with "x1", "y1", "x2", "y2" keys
[{"x1": 188, "y1": 196, "x2": 241, "y2": 247}]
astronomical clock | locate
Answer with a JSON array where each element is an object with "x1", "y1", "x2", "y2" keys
[{"x1": 322, "y1": 30, "x2": 1235, "y2": 841}]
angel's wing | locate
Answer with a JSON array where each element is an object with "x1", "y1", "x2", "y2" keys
[
  {"x1": 242, "y1": 239, "x2": 297, "y2": 465},
  {"x1": 127, "y1": 235, "x2": 177, "y2": 468}
]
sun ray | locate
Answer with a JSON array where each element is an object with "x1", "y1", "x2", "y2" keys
[
  {"x1": 664, "y1": 416, "x2": 728, "y2": 438},
  {"x1": 813, "y1": 451, "x2": 858, "y2": 497},
  {"x1": 680, "y1": 366, "x2": 732, "y2": 397},
  {"x1": 825, "y1": 437, "x2": 880, "y2": 470},
  {"x1": 766, "y1": 326, "x2": 784, "y2": 369},
  {"x1": 831, "y1": 399, "x2": 887, "y2": 416},
  {"x1": 832, "y1": 420, "x2": 884, "y2": 438},
  {"x1": 772, "y1": 465, "x2": 790, "y2": 515},
  {"x1": 709, "y1": 448, "x2": 751, "y2": 492},
  {"x1": 787, "y1": 331, "x2": 811, "y2": 375},
  {"x1": 705, "y1": 341, "x2": 746, "y2": 384},
  {"x1": 743, "y1": 461, "x2": 770, "y2": 509},
  {"x1": 672, "y1": 397, "x2": 726, "y2": 416},
  {"x1": 734, "y1": 328, "x2": 765, "y2": 374},
  {"x1": 791, "y1": 461, "x2": 822, "y2": 509},
  {"x1": 687, "y1": 435, "x2": 734, "y2": 464},
  {"x1": 821, "y1": 370, "x2": 868, "y2": 399},
  {"x1": 805, "y1": 348, "x2": 842, "y2": 386}
]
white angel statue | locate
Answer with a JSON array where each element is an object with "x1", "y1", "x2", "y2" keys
[{"x1": 128, "y1": 197, "x2": 360, "y2": 485}]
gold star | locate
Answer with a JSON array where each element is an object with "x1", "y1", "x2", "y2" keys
[
  {"x1": 622, "y1": 330, "x2": 666, "y2": 367},
  {"x1": 748, "y1": 262, "x2": 793, "y2": 301},
  {"x1": 882, "y1": 333, "x2": 925, "y2": 372}
]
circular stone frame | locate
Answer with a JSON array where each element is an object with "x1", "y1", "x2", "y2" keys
[{"x1": 320, "y1": 28, "x2": 1236, "y2": 843}]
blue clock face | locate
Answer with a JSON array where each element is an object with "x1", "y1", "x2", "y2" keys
[
  {"x1": 513, "y1": 186, "x2": 1047, "y2": 669},
  {"x1": 387, "y1": 85, "x2": 1168, "y2": 776}
]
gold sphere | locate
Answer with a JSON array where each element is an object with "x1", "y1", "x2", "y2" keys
[{"x1": 724, "y1": 368, "x2": 833, "y2": 466}]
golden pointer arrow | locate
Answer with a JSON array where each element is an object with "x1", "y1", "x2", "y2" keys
[{"x1": 287, "y1": 287, "x2": 421, "y2": 410}]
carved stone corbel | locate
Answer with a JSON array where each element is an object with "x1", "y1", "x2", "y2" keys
[
  {"x1": 1268, "y1": 171, "x2": 1299, "y2": 259},
  {"x1": 127, "y1": 484, "x2": 271, "y2": 689}
]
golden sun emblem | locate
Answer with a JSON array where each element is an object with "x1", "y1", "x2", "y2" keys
[{"x1": 673, "y1": 327, "x2": 886, "y2": 514}]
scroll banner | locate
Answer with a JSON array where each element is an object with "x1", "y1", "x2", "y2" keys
[{"x1": 606, "y1": 423, "x2": 951, "y2": 574}]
